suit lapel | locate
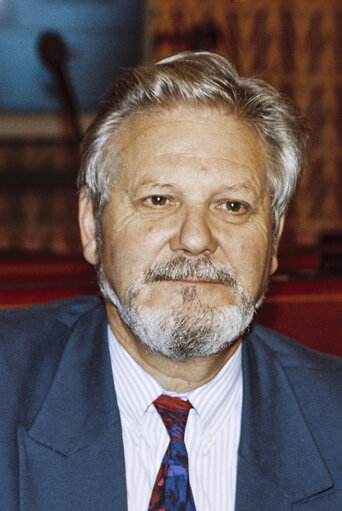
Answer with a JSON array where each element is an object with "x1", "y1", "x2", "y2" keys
[
  {"x1": 17, "y1": 302, "x2": 127, "y2": 511},
  {"x1": 235, "y1": 327, "x2": 333, "y2": 510},
  {"x1": 17, "y1": 305, "x2": 335, "y2": 510}
]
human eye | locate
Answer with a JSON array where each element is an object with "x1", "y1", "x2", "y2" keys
[
  {"x1": 219, "y1": 200, "x2": 249, "y2": 215},
  {"x1": 143, "y1": 195, "x2": 171, "y2": 207}
]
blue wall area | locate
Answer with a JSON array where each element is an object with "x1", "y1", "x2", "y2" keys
[{"x1": 0, "y1": 0, "x2": 142, "y2": 111}]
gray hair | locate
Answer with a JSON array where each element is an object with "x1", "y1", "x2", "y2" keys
[{"x1": 78, "y1": 51, "x2": 308, "y2": 238}]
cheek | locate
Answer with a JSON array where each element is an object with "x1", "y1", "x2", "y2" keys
[
  {"x1": 101, "y1": 214, "x2": 174, "y2": 284},
  {"x1": 220, "y1": 226, "x2": 273, "y2": 292}
]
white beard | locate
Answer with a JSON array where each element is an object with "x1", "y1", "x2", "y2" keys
[{"x1": 98, "y1": 256, "x2": 257, "y2": 360}]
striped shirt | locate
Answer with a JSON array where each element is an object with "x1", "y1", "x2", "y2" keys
[{"x1": 108, "y1": 326, "x2": 242, "y2": 511}]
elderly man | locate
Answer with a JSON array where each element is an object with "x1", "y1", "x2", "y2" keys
[{"x1": 1, "y1": 52, "x2": 342, "y2": 511}]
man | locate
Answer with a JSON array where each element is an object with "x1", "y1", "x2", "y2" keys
[{"x1": 1, "y1": 51, "x2": 342, "y2": 511}]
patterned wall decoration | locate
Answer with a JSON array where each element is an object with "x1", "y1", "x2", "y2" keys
[
  {"x1": 150, "y1": 0, "x2": 342, "y2": 245},
  {"x1": 0, "y1": 140, "x2": 81, "y2": 254}
]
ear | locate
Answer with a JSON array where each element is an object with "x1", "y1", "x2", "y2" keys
[
  {"x1": 270, "y1": 214, "x2": 285, "y2": 275},
  {"x1": 78, "y1": 188, "x2": 98, "y2": 265}
]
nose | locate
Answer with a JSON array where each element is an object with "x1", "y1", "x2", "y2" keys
[{"x1": 169, "y1": 205, "x2": 218, "y2": 256}]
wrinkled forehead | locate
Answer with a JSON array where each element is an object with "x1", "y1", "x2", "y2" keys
[{"x1": 112, "y1": 105, "x2": 267, "y2": 180}]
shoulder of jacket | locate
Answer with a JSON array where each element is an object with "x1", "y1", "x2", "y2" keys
[{"x1": 249, "y1": 323, "x2": 342, "y2": 374}]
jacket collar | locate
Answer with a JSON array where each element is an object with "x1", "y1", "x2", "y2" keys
[
  {"x1": 236, "y1": 325, "x2": 333, "y2": 507},
  {"x1": 27, "y1": 301, "x2": 120, "y2": 456}
]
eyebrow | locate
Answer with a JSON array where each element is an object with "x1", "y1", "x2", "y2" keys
[
  {"x1": 137, "y1": 179, "x2": 179, "y2": 189},
  {"x1": 214, "y1": 183, "x2": 266, "y2": 207},
  {"x1": 219, "y1": 183, "x2": 255, "y2": 194}
]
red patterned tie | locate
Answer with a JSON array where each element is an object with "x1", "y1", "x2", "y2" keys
[{"x1": 148, "y1": 394, "x2": 196, "y2": 511}]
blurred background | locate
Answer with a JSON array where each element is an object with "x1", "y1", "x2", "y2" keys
[
  {"x1": 1, "y1": 0, "x2": 144, "y2": 253},
  {"x1": 1, "y1": 0, "x2": 341, "y2": 354}
]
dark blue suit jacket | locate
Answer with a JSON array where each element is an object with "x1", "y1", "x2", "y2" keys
[{"x1": 1, "y1": 296, "x2": 342, "y2": 510}]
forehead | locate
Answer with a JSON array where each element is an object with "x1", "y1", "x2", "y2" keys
[{"x1": 114, "y1": 106, "x2": 267, "y2": 188}]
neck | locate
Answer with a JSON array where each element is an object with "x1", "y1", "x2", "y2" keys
[{"x1": 105, "y1": 302, "x2": 242, "y2": 393}]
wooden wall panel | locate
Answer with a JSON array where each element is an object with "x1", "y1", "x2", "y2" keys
[{"x1": 0, "y1": 140, "x2": 80, "y2": 254}]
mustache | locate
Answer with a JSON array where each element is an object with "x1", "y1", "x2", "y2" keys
[{"x1": 144, "y1": 256, "x2": 238, "y2": 288}]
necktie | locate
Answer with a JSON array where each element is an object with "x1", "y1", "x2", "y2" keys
[{"x1": 148, "y1": 394, "x2": 196, "y2": 511}]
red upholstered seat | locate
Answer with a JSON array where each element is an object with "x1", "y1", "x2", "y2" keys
[{"x1": 257, "y1": 277, "x2": 342, "y2": 357}]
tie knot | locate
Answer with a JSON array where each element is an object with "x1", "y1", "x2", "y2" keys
[{"x1": 153, "y1": 395, "x2": 192, "y2": 441}]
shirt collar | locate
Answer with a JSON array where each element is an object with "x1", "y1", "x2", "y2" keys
[
  {"x1": 187, "y1": 343, "x2": 242, "y2": 438},
  {"x1": 107, "y1": 326, "x2": 163, "y2": 427},
  {"x1": 108, "y1": 325, "x2": 242, "y2": 438}
]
